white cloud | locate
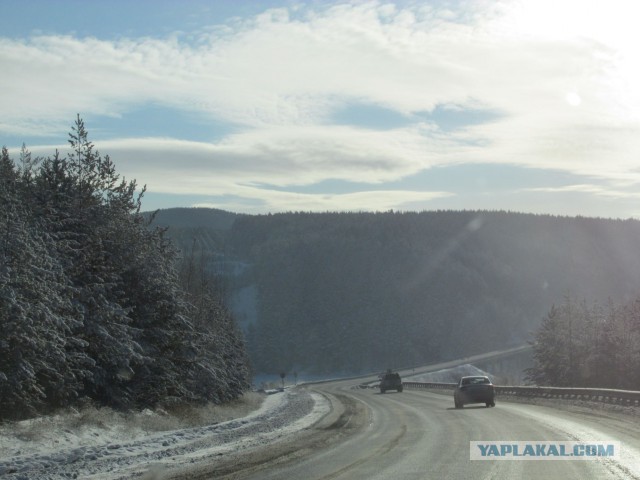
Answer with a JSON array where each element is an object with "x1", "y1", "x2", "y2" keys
[
  {"x1": 193, "y1": 188, "x2": 451, "y2": 214},
  {"x1": 524, "y1": 183, "x2": 640, "y2": 200},
  {"x1": 19, "y1": 123, "x2": 462, "y2": 190},
  {"x1": 3, "y1": 0, "x2": 640, "y2": 213}
]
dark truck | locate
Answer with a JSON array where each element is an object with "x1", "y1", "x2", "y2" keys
[
  {"x1": 379, "y1": 371, "x2": 403, "y2": 393},
  {"x1": 454, "y1": 375, "x2": 495, "y2": 408}
]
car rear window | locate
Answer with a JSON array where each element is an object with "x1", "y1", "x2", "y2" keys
[{"x1": 461, "y1": 377, "x2": 490, "y2": 385}]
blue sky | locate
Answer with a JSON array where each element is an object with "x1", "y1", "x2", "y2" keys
[{"x1": 2, "y1": 0, "x2": 640, "y2": 217}]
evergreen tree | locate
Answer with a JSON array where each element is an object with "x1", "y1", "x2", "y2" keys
[
  {"x1": 526, "y1": 298, "x2": 581, "y2": 386},
  {"x1": 527, "y1": 295, "x2": 640, "y2": 389},
  {"x1": 0, "y1": 149, "x2": 82, "y2": 418},
  {"x1": 177, "y1": 249, "x2": 250, "y2": 403},
  {"x1": 0, "y1": 118, "x2": 250, "y2": 420}
]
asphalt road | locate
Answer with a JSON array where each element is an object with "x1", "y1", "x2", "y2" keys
[{"x1": 241, "y1": 380, "x2": 640, "y2": 480}]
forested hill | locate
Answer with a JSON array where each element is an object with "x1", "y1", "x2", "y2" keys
[
  {"x1": 155, "y1": 209, "x2": 640, "y2": 376},
  {"x1": 145, "y1": 208, "x2": 241, "y2": 255},
  {"x1": 148, "y1": 207, "x2": 240, "y2": 230}
]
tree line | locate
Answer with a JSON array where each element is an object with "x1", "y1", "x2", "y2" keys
[
  {"x1": 0, "y1": 117, "x2": 249, "y2": 421},
  {"x1": 526, "y1": 295, "x2": 640, "y2": 389}
]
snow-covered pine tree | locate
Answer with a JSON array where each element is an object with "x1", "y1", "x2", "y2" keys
[
  {"x1": 24, "y1": 119, "x2": 143, "y2": 409},
  {"x1": 1, "y1": 117, "x2": 250, "y2": 418},
  {"x1": 177, "y1": 250, "x2": 250, "y2": 404},
  {"x1": 0, "y1": 148, "x2": 83, "y2": 419}
]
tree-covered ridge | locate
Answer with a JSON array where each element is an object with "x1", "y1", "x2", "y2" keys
[
  {"x1": 0, "y1": 118, "x2": 249, "y2": 421},
  {"x1": 220, "y1": 211, "x2": 640, "y2": 376}
]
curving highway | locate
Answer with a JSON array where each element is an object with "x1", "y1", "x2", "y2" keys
[{"x1": 237, "y1": 379, "x2": 640, "y2": 480}]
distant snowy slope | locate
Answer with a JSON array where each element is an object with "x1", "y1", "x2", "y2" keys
[{"x1": 404, "y1": 364, "x2": 494, "y2": 383}]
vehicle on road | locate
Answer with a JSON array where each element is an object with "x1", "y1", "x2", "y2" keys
[
  {"x1": 454, "y1": 375, "x2": 495, "y2": 408},
  {"x1": 379, "y1": 371, "x2": 403, "y2": 393}
]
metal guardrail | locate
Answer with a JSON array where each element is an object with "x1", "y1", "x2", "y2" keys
[
  {"x1": 403, "y1": 382, "x2": 640, "y2": 406},
  {"x1": 403, "y1": 382, "x2": 456, "y2": 390}
]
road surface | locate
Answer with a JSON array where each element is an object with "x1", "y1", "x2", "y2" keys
[{"x1": 186, "y1": 378, "x2": 640, "y2": 480}]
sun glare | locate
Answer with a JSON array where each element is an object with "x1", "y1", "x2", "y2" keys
[
  {"x1": 502, "y1": 0, "x2": 635, "y2": 43},
  {"x1": 500, "y1": 0, "x2": 640, "y2": 119},
  {"x1": 565, "y1": 92, "x2": 582, "y2": 107}
]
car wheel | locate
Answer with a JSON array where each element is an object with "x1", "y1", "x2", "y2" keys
[
  {"x1": 398, "y1": 387, "x2": 403, "y2": 392},
  {"x1": 380, "y1": 389, "x2": 385, "y2": 394},
  {"x1": 455, "y1": 401, "x2": 462, "y2": 409},
  {"x1": 491, "y1": 401, "x2": 496, "y2": 407},
  {"x1": 485, "y1": 402, "x2": 491, "y2": 407}
]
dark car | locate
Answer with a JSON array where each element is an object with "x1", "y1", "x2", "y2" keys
[
  {"x1": 379, "y1": 371, "x2": 403, "y2": 393},
  {"x1": 454, "y1": 375, "x2": 495, "y2": 408}
]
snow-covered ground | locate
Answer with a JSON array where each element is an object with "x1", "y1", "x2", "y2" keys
[
  {"x1": 403, "y1": 363, "x2": 494, "y2": 383},
  {"x1": 0, "y1": 389, "x2": 329, "y2": 479}
]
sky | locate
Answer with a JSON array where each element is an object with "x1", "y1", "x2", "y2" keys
[{"x1": 2, "y1": 0, "x2": 640, "y2": 217}]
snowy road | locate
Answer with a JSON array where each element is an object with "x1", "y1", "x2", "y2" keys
[
  {"x1": 244, "y1": 381, "x2": 640, "y2": 480},
  {"x1": 3, "y1": 377, "x2": 640, "y2": 480}
]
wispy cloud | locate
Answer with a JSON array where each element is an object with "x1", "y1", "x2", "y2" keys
[
  {"x1": 193, "y1": 188, "x2": 452, "y2": 214},
  {"x1": 524, "y1": 183, "x2": 640, "y2": 199},
  {"x1": 2, "y1": 0, "x2": 640, "y2": 213}
]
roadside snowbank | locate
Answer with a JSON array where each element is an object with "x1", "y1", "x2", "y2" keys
[{"x1": 0, "y1": 388, "x2": 328, "y2": 479}]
